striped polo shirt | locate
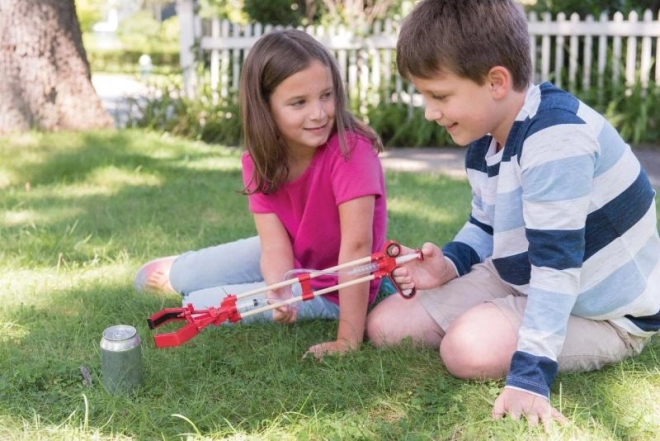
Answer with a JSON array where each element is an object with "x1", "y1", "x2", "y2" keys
[{"x1": 442, "y1": 82, "x2": 660, "y2": 398}]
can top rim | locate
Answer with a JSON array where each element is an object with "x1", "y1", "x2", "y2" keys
[{"x1": 102, "y1": 324, "x2": 137, "y2": 341}]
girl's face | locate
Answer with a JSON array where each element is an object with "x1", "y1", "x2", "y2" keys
[{"x1": 269, "y1": 60, "x2": 336, "y2": 158}]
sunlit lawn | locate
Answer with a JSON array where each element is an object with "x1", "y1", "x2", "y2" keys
[{"x1": 1, "y1": 129, "x2": 659, "y2": 440}]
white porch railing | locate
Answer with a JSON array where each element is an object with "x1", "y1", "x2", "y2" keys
[{"x1": 176, "y1": 0, "x2": 660, "y2": 106}]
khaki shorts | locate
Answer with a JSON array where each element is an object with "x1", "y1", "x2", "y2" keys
[{"x1": 417, "y1": 259, "x2": 650, "y2": 373}]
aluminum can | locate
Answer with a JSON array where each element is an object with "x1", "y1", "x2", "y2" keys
[{"x1": 100, "y1": 324, "x2": 144, "y2": 394}]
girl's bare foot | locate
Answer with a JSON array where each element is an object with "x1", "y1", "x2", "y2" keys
[{"x1": 134, "y1": 256, "x2": 178, "y2": 294}]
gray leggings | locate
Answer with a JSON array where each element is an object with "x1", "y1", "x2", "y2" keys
[{"x1": 169, "y1": 236, "x2": 340, "y2": 323}]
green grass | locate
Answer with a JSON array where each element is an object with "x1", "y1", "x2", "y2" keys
[{"x1": 1, "y1": 129, "x2": 659, "y2": 440}]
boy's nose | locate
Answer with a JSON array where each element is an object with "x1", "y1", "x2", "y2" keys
[{"x1": 424, "y1": 106, "x2": 443, "y2": 122}]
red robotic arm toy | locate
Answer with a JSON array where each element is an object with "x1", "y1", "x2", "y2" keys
[{"x1": 147, "y1": 240, "x2": 422, "y2": 348}]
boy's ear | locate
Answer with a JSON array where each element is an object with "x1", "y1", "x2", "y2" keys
[{"x1": 486, "y1": 66, "x2": 512, "y2": 99}]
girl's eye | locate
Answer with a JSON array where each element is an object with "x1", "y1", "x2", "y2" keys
[
  {"x1": 321, "y1": 91, "x2": 333, "y2": 100},
  {"x1": 290, "y1": 100, "x2": 304, "y2": 107}
]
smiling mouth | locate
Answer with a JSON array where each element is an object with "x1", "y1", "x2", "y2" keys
[
  {"x1": 306, "y1": 123, "x2": 328, "y2": 131},
  {"x1": 445, "y1": 122, "x2": 458, "y2": 131}
]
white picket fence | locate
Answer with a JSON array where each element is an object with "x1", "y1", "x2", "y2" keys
[{"x1": 176, "y1": 1, "x2": 660, "y2": 108}]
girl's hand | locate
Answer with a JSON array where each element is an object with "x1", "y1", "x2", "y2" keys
[
  {"x1": 266, "y1": 289, "x2": 297, "y2": 324},
  {"x1": 304, "y1": 339, "x2": 358, "y2": 359}
]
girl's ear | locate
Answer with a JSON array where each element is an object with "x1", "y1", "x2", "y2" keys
[{"x1": 487, "y1": 66, "x2": 512, "y2": 99}]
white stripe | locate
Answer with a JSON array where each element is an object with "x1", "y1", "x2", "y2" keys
[
  {"x1": 493, "y1": 227, "x2": 528, "y2": 257},
  {"x1": 497, "y1": 158, "x2": 522, "y2": 193},
  {"x1": 466, "y1": 168, "x2": 488, "y2": 185},
  {"x1": 518, "y1": 327, "x2": 564, "y2": 360},
  {"x1": 523, "y1": 195, "x2": 591, "y2": 230},
  {"x1": 531, "y1": 266, "x2": 581, "y2": 295},
  {"x1": 576, "y1": 102, "x2": 605, "y2": 134},
  {"x1": 590, "y1": 150, "x2": 641, "y2": 209},
  {"x1": 520, "y1": 126, "x2": 599, "y2": 171}
]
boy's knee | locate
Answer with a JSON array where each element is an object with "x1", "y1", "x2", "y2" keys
[
  {"x1": 365, "y1": 309, "x2": 389, "y2": 347},
  {"x1": 440, "y1": 329, "x2": 508, "y2": 380}
]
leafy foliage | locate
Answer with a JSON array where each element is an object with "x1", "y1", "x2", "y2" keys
[
  {"x1": 243, "y1": 0, "x2": 303, "y2": 26},
  {"x1": 366, "y1": 103, "x2": 455, "y2": 148},
  {"x1": 603, "y1": 82, "x2": 660, "y2": 145},
  {"x1": 127, "y1": 74, "x2": 660, "y2": 147},
  {"x1": 526, "y1": 0, "x2": 659, "y2": 17},
  {"x1": 128, "y1": 81, "x2": 243, "y2": 146}
]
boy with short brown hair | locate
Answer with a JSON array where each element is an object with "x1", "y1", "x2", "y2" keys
[{"x1": 367, "y1": 0, "x2": 660, "y2": 429}]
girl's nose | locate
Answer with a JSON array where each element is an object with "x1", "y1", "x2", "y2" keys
[{"x1": 311, "y1": 101, "x2": 327, "y2": 120}]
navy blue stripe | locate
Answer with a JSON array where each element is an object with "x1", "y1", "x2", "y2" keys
[
  {"x1": 539, "y1": 82, "x2": 580, "y2": 113},
  {"x1": 526, "y1": 108, "x2": 585, "y2": 139},
  {"x1": 506, "y1": 351, "x2": 558, "y2": 398},
  {"x1": 584, "y1": 170, "x2": 655, "y2": 261},
  {"x1": 625, "y1": 309, "x2": 660, "y2": 332},
  {"x1": 503, "y1": 120, "x2": 525, "y2": 162},
  {"x1": 527, "y1": 228, "x2": 585, "y2": 270},
  {"x1": 465, "y1": 137, "x2": 490, "y2": 173},
  {"x1": 487, "y1": 162, "x2": 500, "y2": 177},
  {"x1": 469, "y1": 215, "x2": 493, "y2": 235},
  {"x1": 442, "y1": 242, "x2": 481, "y2": 276},
  {"x1": 492, "y1": 253, "x2": 531, "y2": 286}
]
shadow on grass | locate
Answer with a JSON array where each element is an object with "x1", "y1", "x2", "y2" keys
[
  {"x1": 1, "y1": 131, "x2": 254, "y2": 269},
  {"x1": 3, "y1": 276, "x2": 660, "y2": 439},
  {"x1": 0, "y1": 279, "x2": 462, "y2": 439}
]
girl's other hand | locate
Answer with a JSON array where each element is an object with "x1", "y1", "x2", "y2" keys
[
  {"x1": 303, "y1": 339, "x2": 357, "y2": 359},
  {"x1": 266, "y1": 289, "x2": 297, "y2": 323}
]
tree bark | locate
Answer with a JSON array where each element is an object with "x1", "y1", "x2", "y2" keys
[{"x1": 0, "y1": 0, "x2": 113, "y2": 134}]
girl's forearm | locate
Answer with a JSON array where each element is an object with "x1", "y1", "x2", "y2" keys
[{"x1": 335, "y1": 271, "x2": 370, "y2": 347}]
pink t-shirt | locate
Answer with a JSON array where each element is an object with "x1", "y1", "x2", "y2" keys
[{"x1": 242, "y1": 132, "x2": 387, "y2": 304}]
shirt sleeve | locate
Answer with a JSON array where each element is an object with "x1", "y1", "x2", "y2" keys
[
  {"x1": 331, "y1": 136, "x2": 384, "y2": 205},
  {"x1": 506, "y1": 114, "x2": 598, "y2": 398},
  {"x1": 442, "y1": 140, "x2": 494, "y2": 276},
  {"x1": 242, "y1": 152, "x2": 273, "y2": 214}
]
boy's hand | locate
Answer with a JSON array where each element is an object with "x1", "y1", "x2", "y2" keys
[
  {"x1": 492, "y1": 388, "x2": 568, "y2": 432},
  {"x1": 392, "y1": 242, "x2": 456, "y2": 291},
  {"x1": 304, "y1": 339, "x2": 358, "y2": 359},
  {"x1": 266, "y1": 290, "x2": 297, "y2": 324}
]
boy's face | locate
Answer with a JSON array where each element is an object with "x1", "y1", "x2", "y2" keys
[{"x1": 411, "y1": 70, "x2": 505, "y2": 146}]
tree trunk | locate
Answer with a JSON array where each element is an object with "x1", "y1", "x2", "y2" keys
[{"x1": 0, "y1": 0, "x2": 113, "y2": 134}]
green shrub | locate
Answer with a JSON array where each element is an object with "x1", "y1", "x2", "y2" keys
[
  {"x1": 243, "y1": 0, "x2": 303, "y2": 26},
  {"x1": 366, "y1": 103, "x2": 454, "y2": 147},
  {"x1": 602, "y1": 82, "x2": 660, "y2": 145},
  {"x1": 87, "y1": 48, "x2": 180, "y2": 74},
  {"x1": 127, "y1": 73, "x2": 659, "y2": 148},
  {"x1": 85, "y1": 15, "x2": 180, "y2": 75},
  {"x1": 127, "y1": 81, "x2": 242, "y2": 146}
]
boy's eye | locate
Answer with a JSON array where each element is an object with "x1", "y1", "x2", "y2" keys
[{"x1": 432, "y1": 94, "x2": 447, "y2": 101}]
